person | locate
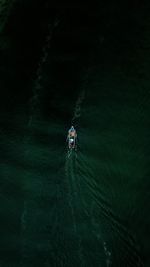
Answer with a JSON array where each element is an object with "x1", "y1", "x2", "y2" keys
[
  {"x1": 70, "y1": 138, "x2": 74, "y2": 144},
  {"x1": 68, "y1": 126, "x2": 77, "y2": 138}
]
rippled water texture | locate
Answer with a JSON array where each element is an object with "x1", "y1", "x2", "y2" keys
[{"x1": 0, "y1": 1, "x2": 150, "y2": 267}]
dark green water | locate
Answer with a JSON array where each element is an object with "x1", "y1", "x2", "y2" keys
[{"x1": 0, "y1": 1, "x2": 150, "y2": 266}]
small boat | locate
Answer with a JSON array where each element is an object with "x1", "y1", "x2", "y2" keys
[{"x1": 67, "y1": 126, "x2": 77, "y2": 149}]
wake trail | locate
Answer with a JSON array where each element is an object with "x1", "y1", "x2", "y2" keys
[
  {"x1": 77, "y1": 152, "x2": 143, "y2": 266},
  {"x1": 65, "y1": 151, "x2": 85, "y2": 267},
  {"x1": 63, "y1": 70, "x2": 90, "y2": 264},
  {"x1": 72, "y1": 89, "x2": 85, "y2": 124},
  {"x1": 0, "y1": 0, "x2": 17, "y2": 33},
  {"x1": 71, "y1": 65, "x2": 92, "y2": 126},
  {"x1": 20, "y1": 15, "x2": 60, "y2": 266},
  {"x1": 28, "y1": 17, "x2": 60, "y2": 127},
  {"x1": 103, "y1": 242, "x2": 112, "y2": 267},
  {"x1": 63, "y1": 67, "x2": 93, "y2": 265}
]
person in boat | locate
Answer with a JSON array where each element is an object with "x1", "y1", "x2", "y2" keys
[{"x1": 67, "y1": 126, "x2": 77, "y2": 148}]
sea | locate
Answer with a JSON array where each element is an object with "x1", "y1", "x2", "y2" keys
[{"x1": 0, "y1": 1, "x2": 149, "y2": 266}]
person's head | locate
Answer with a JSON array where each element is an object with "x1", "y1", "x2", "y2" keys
[{"x1": 71, "y1": 126, "x2": 74, "y2": 131}]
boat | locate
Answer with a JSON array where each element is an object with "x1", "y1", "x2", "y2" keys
[{"x1": 67, "y1": 126, "x2": 77, "y2": 149}]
